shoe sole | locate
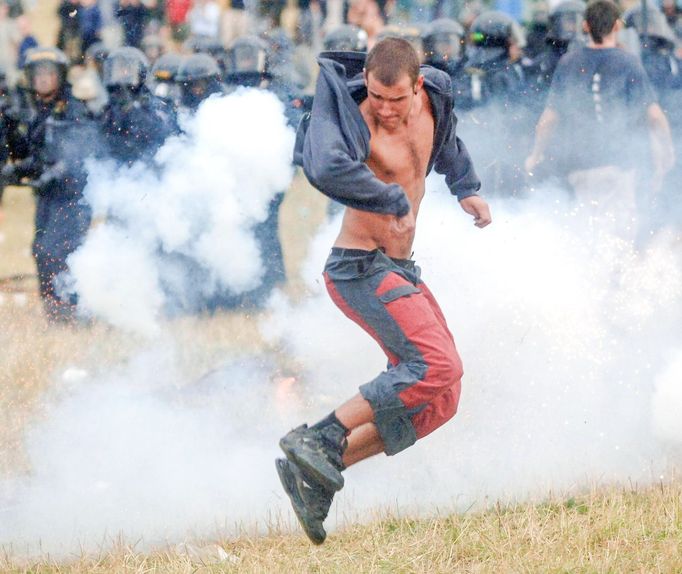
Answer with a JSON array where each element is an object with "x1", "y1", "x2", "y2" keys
[
  {"x1": 279, "y1": 436, "x2": 345, "y2": 493},
  {"x1": 275, "y1": 458, "x2": 326, "y2": 545}
]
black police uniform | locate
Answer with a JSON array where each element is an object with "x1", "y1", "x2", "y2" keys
[
  {"x1": 101, "y1": 47, "x2": 177, "y2": 165},
  {"x1": 527, "y1": 0, "x2": 586, "y2": 114},
  {"x1": 454, "y1": 11, "x2": 534, "y2": 196},
  {"x1": 12, "y1": 84, "x2": 94, "y2": 321}
]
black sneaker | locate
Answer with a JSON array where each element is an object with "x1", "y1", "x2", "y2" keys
[
  {"x1": 279, "y1": 424, "x2": 345, "y2": 493},
  {"x1": 276, "y1": 458, "x2": 334, "y2": 545}
]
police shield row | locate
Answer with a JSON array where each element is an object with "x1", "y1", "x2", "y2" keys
[{"x1": 0, "y1": 38, "x2": 296, "y2": 323}]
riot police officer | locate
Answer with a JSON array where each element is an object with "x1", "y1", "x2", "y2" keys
[
  {"x1": 459, "y1": 10, "x2": 528, "y2": 109},
  {"x1": 150, "y1": 52, "x2": 184, "y2": 109},
  {"x1": 175, "y1": 53, "x2": 224, "y2": 113},
  {"x1": 625, "y1": 4, "x2": 682, "y2": 231},
  {"x1": 100, "y1": 47, "x2": 177, "y2": 165},
  {"x1": 527, "y1": 1, "x2": 586, "y2": 110},
  {"x1": 1, "y1": 48, "x2": 95, "y2": 322},
  {"x1": 455, "y1": 11, "x2": 534, "y2": 196},
  {"x1": 224, "y1": 35, "x2": 272, "y2": 90},
  {"x1": 422, "y1": 18, "x2": 466, "y2": 78},
  {"x1": 624, "y1": 4, "x2": 680, "y2": 94},
  {"x1": 323, "y1": 24, "x2": 369, "y2": 52},
  {"x1": 262, "y1": 28, "x2": 309, "y2": 93},
  {"x1": 221, "y1": 34, "x2": 288, "y2": 309}
]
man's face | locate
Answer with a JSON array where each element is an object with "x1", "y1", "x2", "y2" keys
[
  {"x1": 32, "y1": 63, "x2": 60, "y2": 99},
  {"x1": 364, "y1": 71, "x2": 423, "y2": 129}
]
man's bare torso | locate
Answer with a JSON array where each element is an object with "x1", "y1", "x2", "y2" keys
[{"x1": 333, "y1": 89, "x2": 435, "y2": 259}]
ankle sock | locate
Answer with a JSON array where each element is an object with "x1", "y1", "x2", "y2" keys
[{"x1": 311, "y1": 411, "x2": 349, "y2": 435}]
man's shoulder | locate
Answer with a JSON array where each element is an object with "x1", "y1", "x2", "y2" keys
[
  {"x1": 421, "y1": 65, "x2": 452, "y2": 95},
  {"x1": 560, "y1": 46, "x2": 641, "y2": 68}
]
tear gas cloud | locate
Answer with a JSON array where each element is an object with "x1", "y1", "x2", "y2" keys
[
  {"x1": 65, "y1": 89, "x2": 295, "y2": 336},
  {"x1": 4, "y1": 93, "x2": 682, "y2": 557}
]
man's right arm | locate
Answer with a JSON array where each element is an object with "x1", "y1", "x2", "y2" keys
[
  {"x1": 525, "y1": 55, "x2": 569, "y2": 173},
  {"x1": 525, "y1": 107, "x2": 560, "y2": 173}
]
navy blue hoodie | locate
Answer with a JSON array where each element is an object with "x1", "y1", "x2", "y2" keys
[{"x1": 294, "y1": 52, "x2": 481, "y2": 217}]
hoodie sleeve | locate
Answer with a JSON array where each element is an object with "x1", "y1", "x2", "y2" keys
[
  {"x1": 294, "y1": 59, "x2": 410, "y2": 217},
  {"x1": 432, "y1": 108, "x2": 481, "y2": 201}
]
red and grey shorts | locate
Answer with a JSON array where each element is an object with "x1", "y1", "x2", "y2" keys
[{"x1": 323, "y1": 248, "x2": 463, "y2": 455}]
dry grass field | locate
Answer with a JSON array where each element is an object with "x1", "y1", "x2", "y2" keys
[{"x1": 0, "y1": 482, "x2": 681, "y2": 572}]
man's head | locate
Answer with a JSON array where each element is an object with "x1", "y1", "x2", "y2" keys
[
  {"x1": 23, "y1": 48, "x2": 69, "y2": 102},
  {"x1": 584, "y1": 0, "x2": 621, "y2": 44},
  {"x1": 31, "y1": 62, "x2": 60, "y2": 99},
  {"x1": 363, "y1": 37, "x2": 423, "y2": 129}
]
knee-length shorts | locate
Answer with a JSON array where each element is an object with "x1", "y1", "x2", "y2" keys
[{"x1": 324, "y1": 247, "x2": 463, "y2": 455}]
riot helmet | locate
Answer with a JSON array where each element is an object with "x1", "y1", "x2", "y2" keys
[
  {"x1": 323, "y1": 24, "x2": 369, "y2": 52},
  {"x1": 176, "y1": 53, "x2": 223, "y2": 110},
  {"x1": 176, "y1": 53, "x2": 221, "y2": 82},
  {"x1": 467, "y1": 11, "x2": 525, "y2": 67},
  {"x1": 547, "y1": 0, "x2": 586, "y2": 44},
  {"x1": 84, "y1": 42, "x2": 109, "y2": 78},
  {"x1": 186, "y1": 36, "x2": 225, "y2": 58},
  {"x1": 151, "y1": 53, "x2": 184, "y2": 101},
  {"x1": 225, "y1": 35, "x2": 270, "y2": 87},
  {"x1": 152, "y1": 53, "x2": 184, "y2": 83},
  {"x1": 624, "y1": 5, "x2": 677, "y2": 49},
  {"x1": 23, "y1": 47, "x2": 70, "y2": 99},
  {"x1": 103, "y1": 47, "x2": 149, "y2": 91},
  {"x1": 422, "y1": 18, "x2": 465, "y2": 65}
]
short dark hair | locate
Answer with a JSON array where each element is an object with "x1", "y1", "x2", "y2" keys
[
  {"x1": 365, "y1": 37, "x2": 420, "y2": 86},
  {"x1": 585, "y1": 0, "x2": 621, "y2": 44}
]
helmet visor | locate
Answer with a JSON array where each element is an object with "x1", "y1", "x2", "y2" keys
[
  {"x1": 103, "y1": 56, "x2": 145, "y2": 87},
  {"x1": 429, "y1": 33, "x2": 462, "y2": 61},
  {"x1": 231, "y1": 45, "x2": 267, "y2": 73}
]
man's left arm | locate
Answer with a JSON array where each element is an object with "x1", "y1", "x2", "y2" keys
[
  {"x1": 432, "y1": 111, "x2": 491, "y2": 228},
  {"x1": 647, "y1": 103, "x2": 675, "y2": 185}
]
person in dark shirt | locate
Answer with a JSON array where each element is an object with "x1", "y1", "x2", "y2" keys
[
  {"x1": 79, "y1": 0, "x2": 102, "y2": 53},
  {"x1": 525, "y1": 0, "x2": 674, "y2": 239},
  {"x1": 116, "y1": 0, "x2": 149, "y2": 48}
]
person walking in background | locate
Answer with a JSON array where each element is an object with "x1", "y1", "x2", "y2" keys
[
  {"x1": 188, "y1": 0, "x2": 221, "y2": 42},
  {"x1": 79, "y1": 0, "x2": 102, "y2": 54},
  {"x1": 166, "y1": 0, "x2": 191, "y2": 44},
  {"x1": 0, "y1": 1, "x2": 19, "y2": 84},
  {"x1": 220, "y1": 0, "x2": 248, "y2": 47},
  {"x1": 116, "y1": 0, "x2": 149, "y2": 47},
  {"x1": 525, "y1": 0, "x2": 675, "y2": 240},
  {"x1": 15, "y1": 15, "x2": 38, "y2": 69},
  {"x1": 57, "y1": 0, "x2": 82, "y2": 61}
]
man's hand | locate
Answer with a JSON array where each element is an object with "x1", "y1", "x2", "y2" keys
[
  {"x1": 460, "y1": 195, "x2": 492, "y2": 228},
  {"x1": 524, "y1": 152, "x2": 543, "y2": 174},
  {"x1": 389, "y1": 208, "x2": 416, "y2": 236}
]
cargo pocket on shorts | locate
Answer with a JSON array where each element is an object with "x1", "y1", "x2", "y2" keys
[{"x1": 378, "y1": 284, "x2": 421, "y2": 304}]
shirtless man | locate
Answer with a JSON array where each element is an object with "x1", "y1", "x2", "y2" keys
[{"x1": 277, "y1": 38, "x2": 491, "y2": 544}]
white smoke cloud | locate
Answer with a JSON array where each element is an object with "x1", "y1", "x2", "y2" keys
[
  {"x1": 65, "y1": 90, "x2": 295, "y2": 335},
  {"x1": 264, "y1": 176, "x2": 682, "y2": 514},
  {"x1": 5, "y1": 149, "x2": 682, "y2": 557},
  {"x1": 0, "y1": 344, "x2": 287, "y2": 554}
]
